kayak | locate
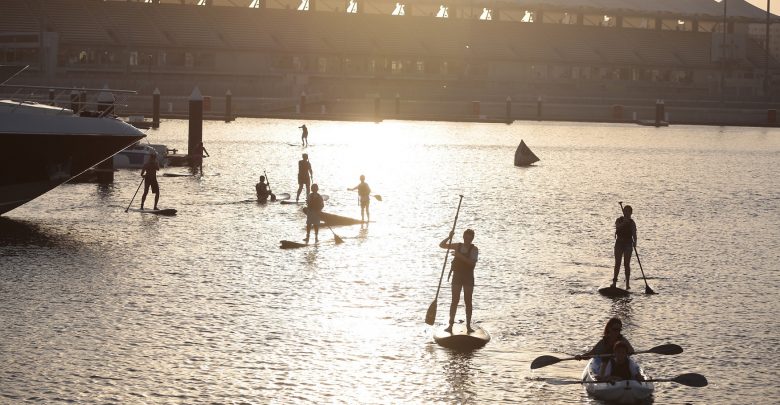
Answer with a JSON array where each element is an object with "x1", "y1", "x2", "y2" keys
[
  {"x1": 582, "y1": 358, "x2": 654, "y2": 404},
  {"x1": 302, "y1": 208, "x2": 363, "y2": 226}
]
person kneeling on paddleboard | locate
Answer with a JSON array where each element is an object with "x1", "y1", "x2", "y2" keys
[
  {"x1": 440, "y1": 229, "x2": 478, "y2": 333},
  {"x1": 256, "y1": 175, "x2": 270, "y2": 203},
  {"x1": 576, "y1": 317, "x2": 635, "y2": 361},
  {"x1": 140, "y1": 153, "x2": 160, "y2": 210},
  {"x1": 598, "y1": 341, "x2": 644, "y2": 382},
  {"x1": 305, "y1": 183, "x2": 324, "y2": 243}
]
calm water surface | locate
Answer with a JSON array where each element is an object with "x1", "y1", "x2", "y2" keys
[{"x1": 1, "y1": 119, "x2": 779, "y2": 404}]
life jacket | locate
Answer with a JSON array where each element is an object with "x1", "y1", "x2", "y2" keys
[
  {"x1": 451, "y1": 244, "x2": 476, "y2": 275},
  {"x1": 615, "y1": 217, "x2": 635, "y2": 242},
  {"x1": 606, "y1": 358, "x2": 635, "y2": 380}
]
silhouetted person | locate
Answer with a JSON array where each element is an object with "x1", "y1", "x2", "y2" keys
[
  {"x1": 612, "y1": 205, "x2": 637, "y2": 290},
  {"x1": 256, "y1": 175, "x2": 270, "y2": 203},
  {"x1": 305, "y1": 183, "x2": 324, "y2": 243},
  {"x1": 576, "y1": 317, "x2": 635, "y2": 360},
  {"x1": 295, "y1": 153, "x2": 313, "y2": 202},
  {"x1": 348, "y1": 174, "x2": 371, "y2": 223},
  {"x1": 598, "y1": 341, "x2": 644, "y2": 382},
  {"x1": 440, "y1": 229, "x2": 479, "y2": 333},
  {"x1": 299, "y1": 124, "x2": 308, "y2": 146},
  {"x1": 192, "y1": 141, "x2": 209, "y2": 173},
  {"x1": 140, "y1": 154, "x2": 160, "y2": 210}
]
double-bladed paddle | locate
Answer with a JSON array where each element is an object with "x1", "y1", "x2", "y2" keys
[
  {"x1": 530, "y1": 343, "x2": 683, "y2": 370},
  {"x1": 619, "y1": 201, "x2": 656, "y2": 294},
  {"x1": 547, "y1": 372, "x2": 708, "y2": 387},
  {"x1": 425, "y1": 195, "x2": 464, "y2": 326}
]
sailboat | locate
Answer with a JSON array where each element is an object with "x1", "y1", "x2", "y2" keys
[{"x1": 514, "y1": 139, "x2": 540, "y2": 166}]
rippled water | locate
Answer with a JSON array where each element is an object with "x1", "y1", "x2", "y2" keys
[{"x1": 1, "y1": 119, "x2": 779, "y2": 404}]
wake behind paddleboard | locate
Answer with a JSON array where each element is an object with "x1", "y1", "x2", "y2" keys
[
  {"x1": 433, "y1": 324, "x2": 490, "y2": 351},
  {"x1": 127, "y1": 208, "x2": 177, "y2": 216},
  {"x1": 598, "y1": 286, "x2": 630, "y2": 297}
]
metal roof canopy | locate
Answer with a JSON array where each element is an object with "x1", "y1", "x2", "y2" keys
[{"x1": 100, "y1": 0, "x2": 780, "y2": 21}]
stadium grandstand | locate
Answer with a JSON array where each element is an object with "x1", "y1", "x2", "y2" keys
[{"x1": 1, "y1": 0, "x2": 779, "y2": 123}]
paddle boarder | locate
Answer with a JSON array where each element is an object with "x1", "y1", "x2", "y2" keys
[
  {"x1": 598, "y1": 341, "x2": 644, "y2": 382},
  {"x1": 192, "y1": 141, "x2": 210, "y2": 173},
  {"x1": 140, "y1": 153, "x2": 160, "y2": 210},
  {"x1": 305, "y1": 183, "x2": 324, "y2": 243},
  {"x1": 348, "y1": 175, "x2": 371, "y2": 223},
  {"x1": 299, "y1": 124, "x2": 308, "y2": 146},
  {"x1": 295, "y1": 153, "x2": 313, "y2": 203},
  {"x1": 612, "y1": 204, "x2": 637, "y2": 290},
  {"x1": 439, "y1": 229, "x2": 479, "y2": 333},
  {"x1": 576, "y1": 317, "x2": 635, "y2": 360},
  {"x1": 256, "y1": 175, "x2": 270, "y2": 203}
]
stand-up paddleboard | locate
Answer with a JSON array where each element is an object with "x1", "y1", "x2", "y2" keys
[
  {"x1": 433, "y1": 324, "x2": 490, "y2": 351},
  {"x1": 598, "y1": 286, "x2": 630, "y2": 297},
  {"x1": 279, "y1": 240, "x2": 314, "y2": 249},
  {"x1": 162, "y1": 173, "x2": 194, "y2": 177},
  {"x1": 280, "y1": 194, "x2": 328, "y2": 205},
  {"x1": 127, "y1": 207, "x2": 177, "y2": 216}
]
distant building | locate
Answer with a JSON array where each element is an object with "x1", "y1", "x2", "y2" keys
[{"x1": 748, "y1": 22, "x2": 780, "y2": 61}]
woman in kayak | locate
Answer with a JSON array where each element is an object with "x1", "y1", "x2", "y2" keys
[
  {"x1": 576, "y1": 317, "x2": 635, "y2": 360},
  {"x1": 440, "y1": 229, "x2": 478, "y2": 333},
  {"x1": 598, "y1": 341, "x2": 644, "y2": 382}
]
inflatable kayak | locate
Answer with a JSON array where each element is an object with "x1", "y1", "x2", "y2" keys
[{"x1": 582, "y1": 358, "x2": 654, "y2": 404}]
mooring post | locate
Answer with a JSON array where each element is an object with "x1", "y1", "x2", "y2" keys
[
  {"x1": 188, "y1": 87, "x2": 203, "y2": 167},
  {"x1": 225, "y1": 89, "x2": 232, "y2": 123},
  {"x1": 152, "y1": 88, "x2": 160, "y2": 129},
  {"x1": 506, "y1": 96, "x2": 512, "y2": 122}
]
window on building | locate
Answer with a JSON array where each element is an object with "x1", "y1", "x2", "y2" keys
[
  {"x1": 479, "y1": 8, "x2": 492, "y2": 21},
  {"x1": 436, "y1": 5, "x2": 448, "y2": 18},
  {"x1": 347, "y1": 0, "x2": 358, "y2": 13},
  {"x1": 298, "y1": 0, "x2": 309, "y2": 11},
  {"x1": 129, "y1": 51, "x2": 138, "y2": 66},
  {"x1": 392, "y1": 3, "x2": 405, "y2": 16},
  {"x1": 521, "y1": 10, "x2": 534, "y2": 23}
]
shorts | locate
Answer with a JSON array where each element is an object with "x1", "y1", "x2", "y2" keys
[
  {"x1": 298, "y1": 174, "x2": 310, "y2": 185},
  {"x1": 306, "y1": 211, "x2": 320, "y2": 226},
  {"x1": 144, "y1": 178, "x2": 159, "y2": 194},
  {"x1": 359, "y1": 197, "x2": 370, "y2": 208},
  {"x1": 614, "y1": 240, "x2": 633, "y2": 256},
  {"x1": 451, "y1": 271, "x2": 474, "y2": 287}
]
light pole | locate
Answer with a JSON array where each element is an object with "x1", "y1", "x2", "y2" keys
[
  {"x1": 721, "y1": 0, "x2": 727, "y2": 103},
  {"x1": 765, "y1": 0, "x2": 771, "y2": 98}
]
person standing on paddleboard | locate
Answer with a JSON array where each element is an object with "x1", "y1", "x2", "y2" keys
[
  {"x1": 192, "y1": 142, "x2": 209, "y2": 173},
  {"x1": 305, "y1": 183, "x2": 324, "y2": 243},
  {"x1": 140, "y1": 153, "x2": 160, "y2": 210},
  {"x1": 348, "y1": 175, "x2": 371, "y2": 224},
  {"x1": 299, "y1": 124, "x2": 308, "y2": 147},
  {"x1": 296, "y1": 153, "x2": 313, "y2": 203},
  {"x1": 612, "y1": 205, "x2": 637, "y2": 290},
  {"x1": 440, "y1": 229, "x2": 478, "y2": 333},
  {"x1": 576, "y1": 317, "x2": 635, "y2": 361}
]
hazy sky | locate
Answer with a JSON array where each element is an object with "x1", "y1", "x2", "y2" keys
[{"x1": 746, "y1": 0, "x2": 779, "y2": 15}]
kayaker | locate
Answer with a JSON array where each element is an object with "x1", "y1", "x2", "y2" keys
[
  {"x1": 612, "y1": 204, "x2": 637, "y2": 289},
  {"x1": 439, "y1": 229, "x2": 479, "y2": 333},
  {"x1": 295, "y1": 153, "x2": 313, "y2": 203},
  {"x1": 598, "y1": 341, "x2": 644, "y2": 382},
  {"x1": 304, "y1": 183, "x2": 324, "y2": 243},
  {"x1": 256, "y1": 175, "x2": 270, "y2": 203},
  {"x1": 576, "y1": 317, "x2": 635, "y2": 360},
  {"x1": 299, "y1": 124, "x2": 308, "y2": 147},
  {"x1": 140, "y1": 153, "x2": 160, "y2": 210},
  {"x1": 348, "y1": 175, "x2": 371, "y2": 223}
]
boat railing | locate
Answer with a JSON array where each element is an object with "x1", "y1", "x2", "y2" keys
[{"x1": 0, "y1": 84, "x2": 138, "y2": 118}]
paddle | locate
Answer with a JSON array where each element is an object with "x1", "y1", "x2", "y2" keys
[
  {"x1": 530, "y1": 344, "x2": 683, "y2": 370},
  {"x1": 425, "y1": 195, "x2": 464, "y2": 326},
  {"x1": 619, "y1": 201, "x2": 656, "y2": 294},
  {"x1": 326, "y1": 224, "x2": 344, "y2": 244},
  {"x1": 374, "y1": 195, "x2": 382, "y2": 201},
  {"x1": 548, "y1": 373, "x2": 707, "y2": 387},
  {"x1": 264, "y1": 170, "x2": 276, "y2": 202},
  {"x1": 125, "y1": 178, "x2": 144, "y2": 212}
]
